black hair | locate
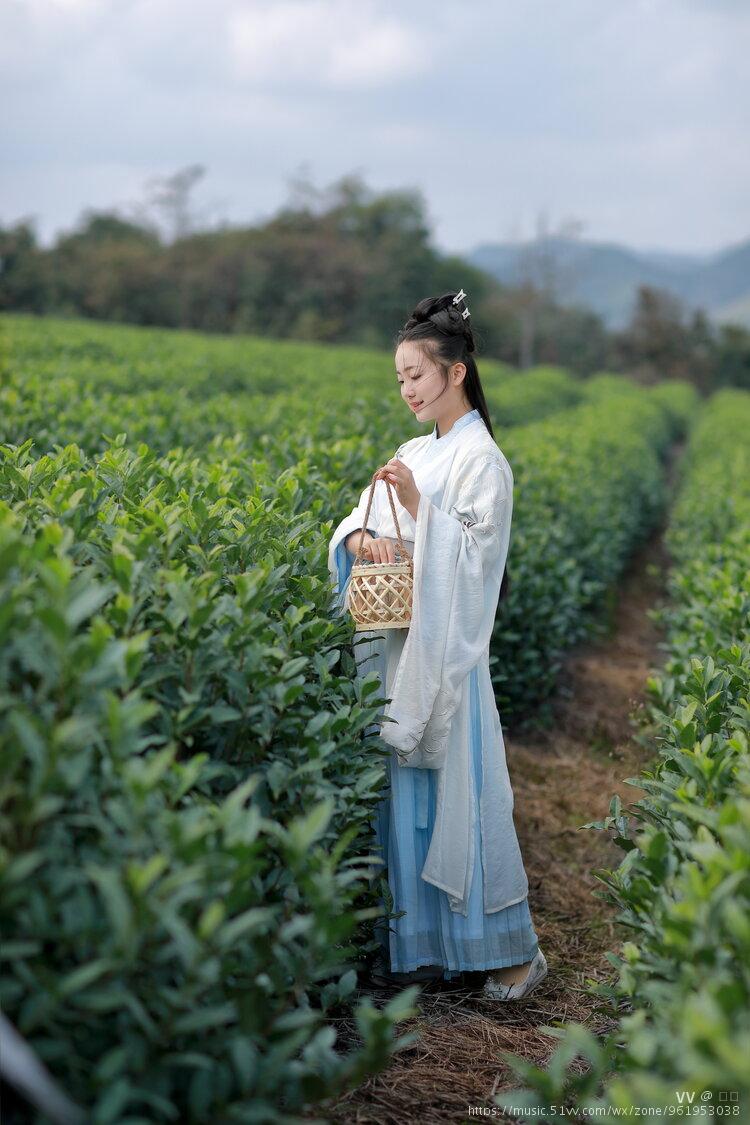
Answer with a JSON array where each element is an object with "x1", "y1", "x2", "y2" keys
[
  {"x1": 395, "y1": 291, "x2": 511, "y2": 604},
  {"x1": 394, "y1": 291, "x2": 495, "y2": 439}
]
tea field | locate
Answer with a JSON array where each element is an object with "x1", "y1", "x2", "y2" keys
[{"x1": 0, "y1": 312, "x2": 747, "y2": 1123}]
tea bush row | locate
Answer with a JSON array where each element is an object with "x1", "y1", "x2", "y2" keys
[
  {"x1": 1, "y1": 313, "x2": 587, "y2": 460},
  {"x1": 494, "y1": 388, "x2": 750, "y2": 1118},
  {"x1": 0, "y1": 436, "x2": 429, "y2": 1123},
  {"x1": 491, "y1": 377, "x2": 696, "y2": 720}
]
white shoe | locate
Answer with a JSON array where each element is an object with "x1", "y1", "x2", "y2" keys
[{"x1": 482, "y1": 948, "x2": 548, "y2": 1001}]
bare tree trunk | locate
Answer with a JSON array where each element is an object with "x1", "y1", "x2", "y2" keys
[{"x1": 520, "y1": 304, "x2": 535, "y2": 368}]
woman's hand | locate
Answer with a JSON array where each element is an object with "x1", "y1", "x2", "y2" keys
[
  {"x1": 374, "y1": 458, "x2": 421, "y2": 520},
  {"x1": 345, "y1": 529, "x2": 403, "y2": 564}
]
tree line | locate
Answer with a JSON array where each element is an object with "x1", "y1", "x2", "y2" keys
[{"x1": 1, "y1": 171, "x2": 747, "y2": 392}]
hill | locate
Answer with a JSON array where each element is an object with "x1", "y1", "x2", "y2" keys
[{"x1": 467, "y1": 235, "x2": 750, "y2": 331}]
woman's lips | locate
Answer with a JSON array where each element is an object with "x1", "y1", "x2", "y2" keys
[{"x1": 410, "y1": 401, "x2": 423, "y2": 411}]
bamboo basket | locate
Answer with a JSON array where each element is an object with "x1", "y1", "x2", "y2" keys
[{"x1": 347, "y1": 470, "x2": 413, "y2": 631}]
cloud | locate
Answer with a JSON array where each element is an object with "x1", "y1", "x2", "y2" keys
[
  {"x1": 227, "y1": 0, "x2": 430, "y2": 90},
  {"x1": 0, "y1": 0, "x2": 748, "y2": 253}
]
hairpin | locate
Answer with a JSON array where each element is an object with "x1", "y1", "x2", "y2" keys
[{"x1": 452, "y1": 288, "x2": 470, "y2": 318}]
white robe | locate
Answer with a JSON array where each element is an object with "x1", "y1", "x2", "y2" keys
[{"x1": 327, "y1": 411, "x2": 530, "y2": 916}]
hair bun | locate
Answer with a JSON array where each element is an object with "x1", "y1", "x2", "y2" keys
[
  {"x1": 413, "y1": 298, "x2": 442, "y2": 322},
  {"x1": 403, "y1": 293, "x2": 476, "y2": 353}
]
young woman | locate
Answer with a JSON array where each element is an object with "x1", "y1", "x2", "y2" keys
[{"x1": 327, "y1": 290, "x2": 547, "y2": 1002}]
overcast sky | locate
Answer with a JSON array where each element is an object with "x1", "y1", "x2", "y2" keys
[{"x1": 2, "y1": 0, "x2": 749, "y2": 257}]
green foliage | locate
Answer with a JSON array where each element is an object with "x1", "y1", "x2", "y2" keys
[
  {"x1": 0, "y1": 313, "x2": 584, "y2": 460},
  {"x1": 0, "y1": 176, "x2": 616, "y2": 377},
  {"x1": 0, "y1": 315, "x2": 697, "y2": 1119},
  {"x1": 647, "y1": 378, "x2": 699, "y2": 437},
  {"x1": 491, "y1": 365, "x2": 584, "y2": 427},
  {"x1": 0, "y1": 441, "x2": 422, "y2": 1121},
  {"x1": 0, "y1": 179, "x2": 497, "y2": 353},
  {"x1": 1, "y1": 315, "x2": 691, "y2": 722},
  {"x1": 494, "y1": 388, "x2": 750, "y2": 1117},
  {"x1": 496, "y1": 375, "x2": 691, "y2": 720}
]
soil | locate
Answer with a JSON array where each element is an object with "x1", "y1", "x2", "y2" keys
[{"x1": 311, "y1": 446, "x2": 682, "y2": 1125}]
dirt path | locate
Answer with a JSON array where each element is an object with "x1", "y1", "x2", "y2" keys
[{"x1": 318, "y1": 450, "x2": 681, "y2": 1124}]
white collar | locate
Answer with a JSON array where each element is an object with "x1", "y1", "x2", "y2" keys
[{"x1": 430, "y1": 407, "x2": 482, "y2": 445}]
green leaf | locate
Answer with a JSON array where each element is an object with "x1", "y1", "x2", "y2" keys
[
  {"x1": 217, "y1": 907, "x2": 277, "y2": 949},
  {"x1": 86, "y1": 866, "x2": 134, "y2": 950},
  {"x1": 304, "y1": 712, "x2": 331, "y2": 737},
  {"x1": 172, "y1": 1003, "x2": 238, "y2": 1034},
  {"x1": 58, "y1": 959, "x2": 115, "y2": 998},
  {"x1": 287, "y1": 797, "x2": 334, "y2": 853},
  {"x1": 65, "y1": 582, "x2": 113, "y2": 628}
]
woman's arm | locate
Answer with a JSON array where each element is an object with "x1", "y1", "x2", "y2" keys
[
  {"x1": 379, "y1": 453, "x2": 513, "y2": 768},
  {"x1": 344, "y1": 528, "x2": 374, "y2": 555}
]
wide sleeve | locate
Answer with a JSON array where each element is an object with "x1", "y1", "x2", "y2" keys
[{"x1": 379, "y1": 453, "x2": 512, "y2": 768}]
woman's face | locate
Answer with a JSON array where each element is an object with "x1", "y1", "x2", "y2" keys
[
  {"x1": 395, "y1": 340, "x2": 465, "y2": 421},
  {"x1": 395, "y1": 340, "x2": 444, "y2": 420}
]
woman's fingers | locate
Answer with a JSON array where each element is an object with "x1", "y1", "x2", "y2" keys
[
  {"x1": 376, "y1": 463, "x2": 399, "y2": 484},
  {"x1": 381, "y1": 538, "x2": 397, "y2": 564},
  {"x1": 365, "y1": 537, "x2": 396, "y2": 564}
]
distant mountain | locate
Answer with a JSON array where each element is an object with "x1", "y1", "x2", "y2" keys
[{"x1": 466, "y1": 235, "x2": 750, "y2": 331}]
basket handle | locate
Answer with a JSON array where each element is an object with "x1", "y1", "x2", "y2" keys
[{"x1": 353, "y1": 468, "x2": 413, "y2": 567}]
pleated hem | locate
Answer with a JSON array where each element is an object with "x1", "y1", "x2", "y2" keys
[{"x1": 389, "y1": 941, "x2": 540, "y2": 976}]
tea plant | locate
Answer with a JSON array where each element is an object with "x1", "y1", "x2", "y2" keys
[{"x1": 494, "y1": 388, "x2": 750, "y2": 1119}]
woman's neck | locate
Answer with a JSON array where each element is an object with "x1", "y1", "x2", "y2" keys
[{"x1": 435, "y1": 403, "x2": 473, "y2": 439}]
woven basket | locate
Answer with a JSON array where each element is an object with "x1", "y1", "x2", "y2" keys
[{"x1": 346, "y1": 470, "x2": 414, "y2": 632}]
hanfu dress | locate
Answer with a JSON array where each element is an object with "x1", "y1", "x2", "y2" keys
[{"x1": 327, "y1": 408, "x2": 539, "y2": 980}]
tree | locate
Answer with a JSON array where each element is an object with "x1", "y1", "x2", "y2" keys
[
  {"x1": 49, "y1": 211, "x2": 164, "y2": 323},
  {"x1": 623, "y1": 285, "x2": 688, "y2": 382},
  {"x1": 0, "y1": 220, "x2": 51, "y2": 312},
  {"x1": 141, "y1": 164, "x2": 207, "y2": 243},
  {"x1": 506, "y1": 210, "x2": 586, "y2": 368},
  {"x1": 715, "y1": 323, "x2": 750, "y2": 391}
]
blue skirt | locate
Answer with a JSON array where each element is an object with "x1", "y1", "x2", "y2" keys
[{"x1": 373, "y1": 665, "x2": 539, "y2": 979}]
